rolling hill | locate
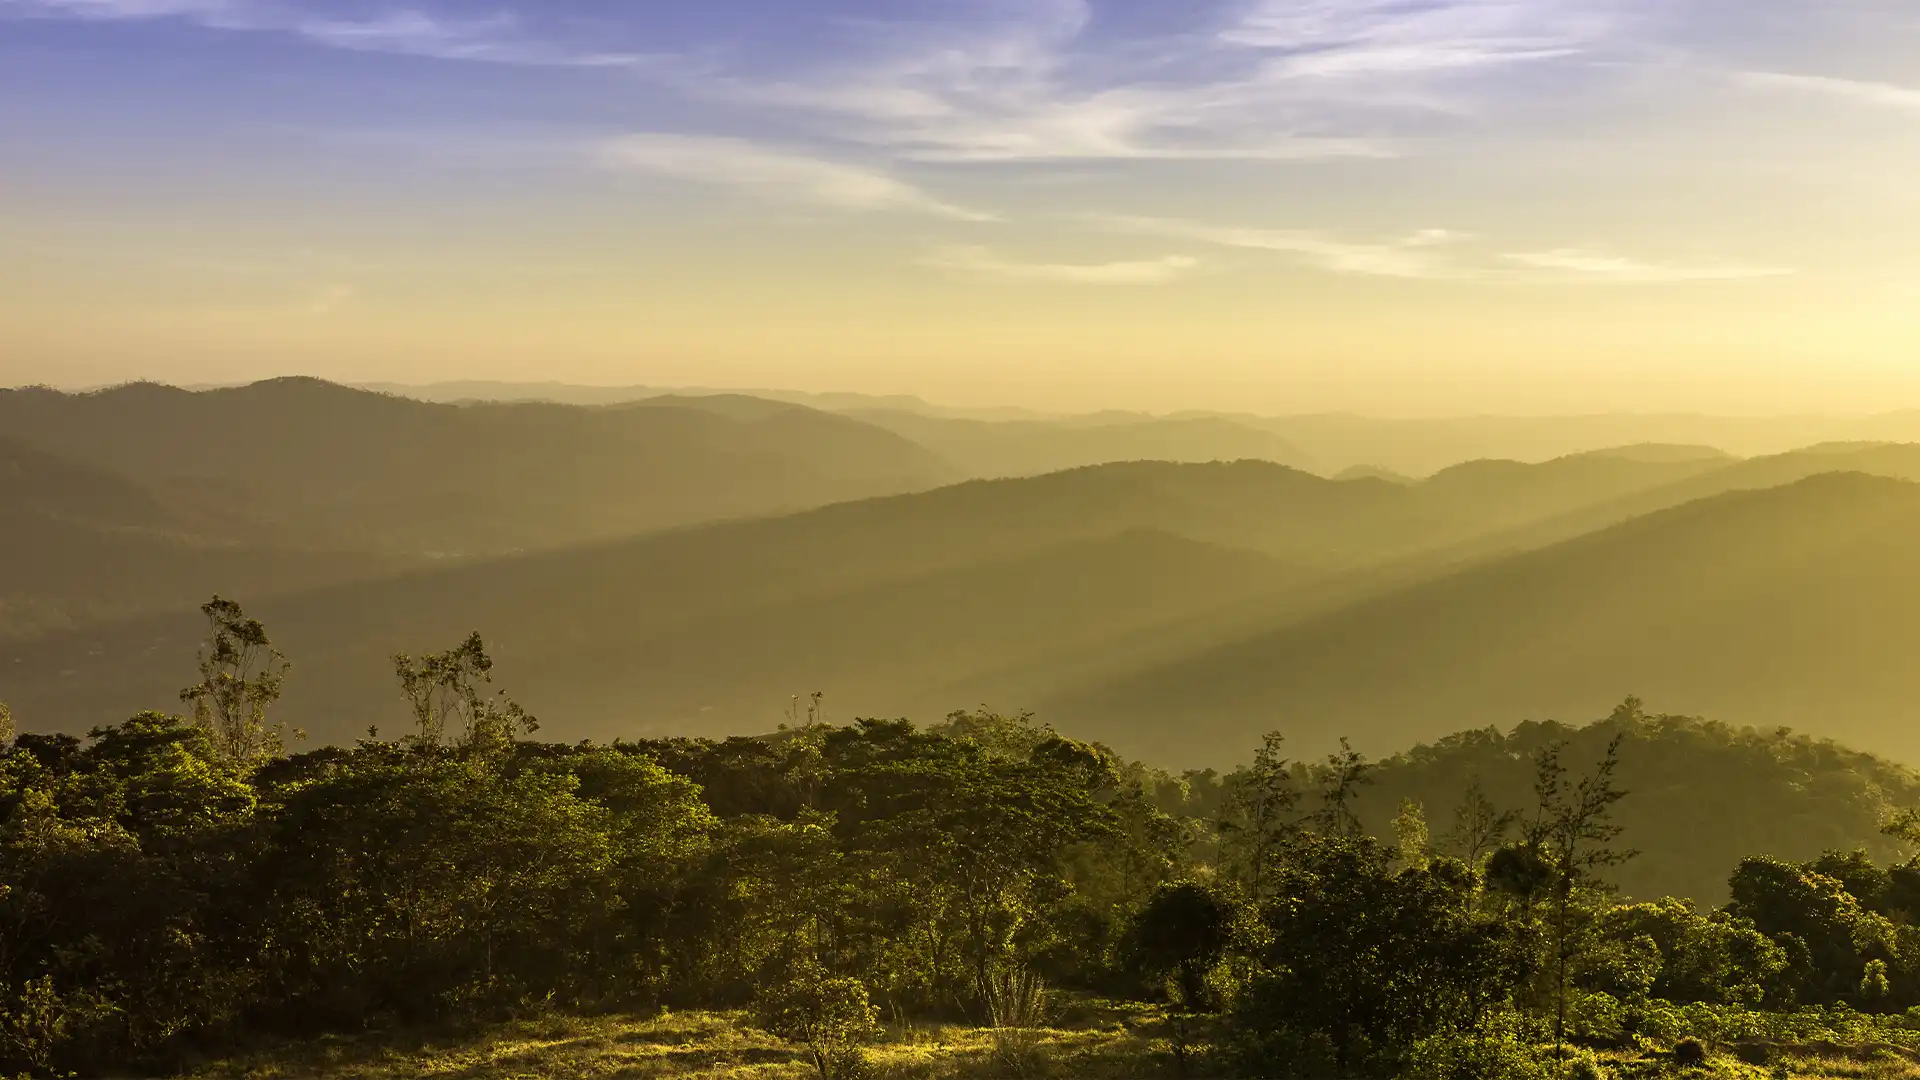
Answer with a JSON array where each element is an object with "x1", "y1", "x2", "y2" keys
[
  {"x1": 1045, "y1": 472, "x2": 1920, "y2": 769},
  {"x1": 0, "y1": 464, "x2": 1335, "y2": 741},
  {"x1": 0, "y1": 378, "x2": 960, "y2": 555},
  {"x1": 0, "y1": 453, "x2": 1825, "y2": 745},
  {"x1": 0, "y1": 436, "x2": 407, "y2": 639}
]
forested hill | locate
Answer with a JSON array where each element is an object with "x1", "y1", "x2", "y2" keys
[
  {"x1": 0, "y1": 378, "x2": 958, "y2": 554},
  {"x1": 1336, "y1": 703, "x2": 1920, "y2": 905},
  {"x1": 0, "y1": 455, "x2": 1753, "y2": 745},
  {"x1": 1050, "y1": 472, "x2": 1920, "y2": 768}
]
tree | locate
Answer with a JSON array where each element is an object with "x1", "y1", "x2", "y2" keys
[
  {"x1": 0, "y1": 702, "x2": 12, "y2": 746},
  {"x1": 1217, "y1": 732, "x2": 1300, "y2": 902},
  {"x1": 1442, "y1": 776, "x2": 1519, "y2": 866},
  {"x1": 756, "y1": 962, "x2": 878, "y2": 1080},
  {"x1": 1234, "y1": 834, "x2": 1532, "y2": 1078},
  {"x1": 1395, "y1": 799, "x2": 1431, "y2": 871},
  {"x1": 1129, "y1": 878, "x2": 1246, "y2": 1074},
  {"x1": 392, "y1": 632, "x2": 536, "y2": 756},
  {"x1": 1524, "y1": 729, "x2": 1635, "y2": 1056},
  {"x1": 178, "y1": 596, "x2": 291, "y2": 765},
  {"x1": 1310, "y1": 739, "x2": 1373, "y2": 837}
]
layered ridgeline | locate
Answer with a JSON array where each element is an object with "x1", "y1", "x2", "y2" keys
[
  {"x1": 0, "y1": 379, "x2": 957, "y2": 635},
  {"x1": 364, "y1": 379, "x2": 1920, "y2": 476},
  {"x1": 14, "y1": 378, "x2": 1920, "y2": 768},
  {"x1": 0, "y1": 378, "x2": 957, "y2": 557},
  {"x1": 1052, "y1": 471, "x2": 1920, "y2": 768},
  {"x1": 839, "y1": 408, "x2": 1318, "y2": 478},
  {"x1": 15, "y1": 446, "x2": 1920, "y2": 755},
  {"x1": 0, "y1": 435, "x2": 410, "y2": 639},
  {"x1": 3, "y1": 452, "x2": 1758, "y2": 745}
]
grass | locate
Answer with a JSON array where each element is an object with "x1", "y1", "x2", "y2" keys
[
  {"x1": 177, "y1": 1003, "x2": 1920, "y2": 1080},
  {"x1": 181, "y1": 999, "x2": 1169, "y2": 1080}
]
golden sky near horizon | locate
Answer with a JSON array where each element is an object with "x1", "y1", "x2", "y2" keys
[{"x1": 4, "y1": 0, "x2": 1919, "y2": 415}]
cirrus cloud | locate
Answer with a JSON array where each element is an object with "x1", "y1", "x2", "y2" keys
[
  {"x1": 923, "y1": 245, "x2": 1200, "y2": 283},
  {"x1": 1502, "y1": 248, "x2": 1793, "y2": 282},
  {"x1": 597, "y1": 135, "x2": 996, "y2": 221}
]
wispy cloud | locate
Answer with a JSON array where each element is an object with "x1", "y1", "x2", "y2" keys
[
  {"x1": 1226, "y1": 0, "x2": 1608, "y2": 78},
  {"x1": 598, "y1": 135, "x2": 995, "y2": 221},
  {"x1": 924, "y1": 245, "x2": 1200, "y2": 284},
  {"x1": 1738, "y1": 71, "x2": 1920, "y2": 114},
  {"x1": 1502, "y1": 248, "x2": 1793, "y2": 282},
  {"x1": 1098, "y1": 214, "x2": 1471, "y2": 279},
  {"x1": 0, "y1": 0, "x2": 648, "y2": 66},
  {"x1": 662, "y1": 0, "x2": 1617, "y2": 164},
  {"x1": 1093, "y1": 215, "x2": 1789, "y2": 284}
]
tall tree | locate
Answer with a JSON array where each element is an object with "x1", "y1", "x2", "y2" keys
[
  {"x1": 1442, "y1": 776, "x2": 1519, "y2": 866},
  {"x1": 1526, "y1": 729, "x2": 1635, "y2": 1056},
  {"x1": 178, "y1": 595, "x2": 291, "y2": 765},
  {"x1": 1394, "y1": 798, "x2": 1431, "y2": 871},
  {"x1": 1216, "y1": 732, "x2": 1300, "y2": 902},
  {"x1": 392, "y1": 631, "x2": 536, "y2": 756},
  {"x1": 1311, "y1": 738, "x2": 1374, "y2": 838}
]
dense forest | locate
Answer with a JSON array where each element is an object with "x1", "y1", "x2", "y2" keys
[{"x1": 10, "y1": 600, "x2": 1920, "y2": 1078}]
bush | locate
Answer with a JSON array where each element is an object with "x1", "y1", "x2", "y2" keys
[
  {"x1": 754, "y1": 964, "x2": 879, "y2": 1080},
  {"x1": 1403, "y1": 1013, "x2": 1551, "y2": 1080}
]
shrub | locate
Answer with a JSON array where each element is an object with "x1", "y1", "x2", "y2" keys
[
  {"x1": 755, "y1": 964, "x2": 879, "y2": 1080},
  {"x1": 1672, "y1": 1037, "x2": 1709, "y2": 1068},
  {"x1": 1403, "y1": 1013, "x2": 1551, "y2": 1080}
]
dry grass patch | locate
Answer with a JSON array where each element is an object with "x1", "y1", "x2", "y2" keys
[{"x1": 183, "y1": 1003, "x2": 1172, "y2": 1080}]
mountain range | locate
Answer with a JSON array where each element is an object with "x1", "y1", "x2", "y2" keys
[{"x1": 10, "y1": 378, "x2": 1920, "y2": 771}]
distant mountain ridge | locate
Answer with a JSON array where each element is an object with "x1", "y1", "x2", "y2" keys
[
  {"x1": 351, "y1": 380, "x2": 1920, "y2": 474},
  {"x1": 0, "y1": 378, "x2": 959, "y2": 555}
]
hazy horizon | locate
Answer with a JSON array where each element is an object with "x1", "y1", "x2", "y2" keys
[
  {"x1": 20, "y1": 374, "x2": 1920, "y2": 425},
  {"x1": 7, "y1": 1, "x2": 1920, "y2": 415}
]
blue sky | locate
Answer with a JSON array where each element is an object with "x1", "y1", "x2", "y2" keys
[{"x1": 4, "y1": 1, "x2": 1919, "y2": 412}]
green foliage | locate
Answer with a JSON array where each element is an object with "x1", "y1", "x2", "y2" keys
[
  {"x1": 1126, "y1": 879, "x2": 1245, "y2": 1011},
  {"x1": 179, "y1": 595, "x2": 291, "y2": 764},
  {"x1": 392, "y1": 632, "x2": 537, "y2": 756},
  {"x1": 28, "y1": 613, "x2": 1920, "y2": 1080},
  {"x1": 755, "y1": 962, "x2": 879, "y2": 1080},
  {"x1": 1403, "y1": 1010, "x2": 1552, "y2": 1080},
  {"x1": 1349, "y1": 706, "x2": 1920, "y2": 905},
  {"x1": 1231, "y1": 833, "x2": 1535, "y2": 1078}
]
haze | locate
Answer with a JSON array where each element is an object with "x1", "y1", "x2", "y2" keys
[{"x1": 6, "y1": 0, "x2": 1920, "y2": 414}]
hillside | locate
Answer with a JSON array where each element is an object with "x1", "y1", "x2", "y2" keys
[
  {"x1": 0, "y1": 463, "x2": 1356, "y2": 740},
  {"x1": 0, "y1": 435, "x2": 171, "y2": 528},
  {"x1": 9, "y1": 450, "x2": 1840, "y2": 744},
  {"x1": 1453, "y1": 441, "x2": 1920, "y2": 562},
  {"x1": 1048, "y1": 472, "x2": 1920, "y2": 769},
  {"x1": 0, "y1": 437, "x2": 409, "y2": 638},
  {"x1": 1343, "y1": 708, "x2": 1920, "y2": 904},
  {"x1": 0, "y1": 453, "x2": 1715, "y2": 740},
  {"x1": 0, "y1": 379, "x2": 959, "y2": 554}
]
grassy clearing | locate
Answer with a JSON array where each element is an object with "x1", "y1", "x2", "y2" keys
[
  {"x1": 180, "y1": 1004, "x2": 1920, "y2": 1080},
  {"x1": 181, "y1": 1000, "x2": 1168, "y2": 1080}
]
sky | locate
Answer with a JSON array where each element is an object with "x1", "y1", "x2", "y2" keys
[{"x1": 3, "y1": 0, "x2": 1919, "y2": 415}]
